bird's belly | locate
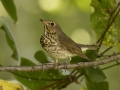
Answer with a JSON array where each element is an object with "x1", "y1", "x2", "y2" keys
[
  {"x1": 44, "y1": 45, "x2": 73, "y2": 59},
  {"x1": 40, "y1": 35, "x2": 74, "y2": 59}
]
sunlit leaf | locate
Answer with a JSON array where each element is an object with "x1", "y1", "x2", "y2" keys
[
  {"x1": 1, "y1": 17, "x2": 18, "y2": 60},
  {"x1": 90, "y1": 0, "x2": 120, "y2": 46},
  {"x1": 1, "y1": 0, "x2": 17, "y2": 22},
  {"x1": 0, "y1": 80, "x2": 23, "y2": 90},
  {"x1": 81, "y1": 86, "x2": 89, "y2": 90}
]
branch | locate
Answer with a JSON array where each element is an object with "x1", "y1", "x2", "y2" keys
[{"x1": 0, "y1": 53, "x2": 120, "y2": 72}]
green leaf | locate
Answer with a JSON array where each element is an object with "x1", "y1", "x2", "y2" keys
[
  {"x1": 12, "y1": 57, "x2": 66, "y2": 90},
  {"x1": 90, "y1": 0, "x2": 120, "y2": 46},
  {"x1": 70, "y1": 50, "x2": 97, "y2": 64},
  {"x1": 86, "y1": 79, "x2": 109, "y2": 90},
  {"x1": 86, "y1": 50, "x2": 97, "y2": 61},
  {"x1": 1, "y1": 17, "x2": 18, "y2": 60},
  {"x1": 70, "y1": 56, "x2": 83, "y2": 64},
  {"x1": 71, "y1": 55, "x2": 90, "y2": 64},
  {"x1": 83, "y1": 67, "x2": 106, "y2": 82},
  {"x1": 12, "y1": 57, "x2": 47, "y2": 90},
  {"x1": 1, "y1": 0, "x2": 17, "y2": 22},
  {"x1": 70, "y1": 50, "x2": 105, "y2": 82},
  {"x1": 20, "y1": 57, "x2": 35, "y2": 66},
  {"x1": 34, "y1": 50, "x2": 49, "y2": 63}
]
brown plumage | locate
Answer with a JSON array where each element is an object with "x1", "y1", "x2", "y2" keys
[
  {"x1": 58, "y1": 30, "x2": 90, "y2": 60},
  {"x1": 40, "y1": 19, "x2": 97, "y2": 63}
]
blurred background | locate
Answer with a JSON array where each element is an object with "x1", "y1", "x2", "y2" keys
[{"x1": 0, "y1": 0, "x2": 120, "y2": 90}]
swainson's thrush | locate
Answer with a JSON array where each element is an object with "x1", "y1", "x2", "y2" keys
[{"x1": 40, "y1": 19, "x2": 97, "y2": 63}]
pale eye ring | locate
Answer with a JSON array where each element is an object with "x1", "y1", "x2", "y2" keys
[{"x1": 50, "y1": 22, "x2": 54, "y2": 26}]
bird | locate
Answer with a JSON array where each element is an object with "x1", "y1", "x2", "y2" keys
[{"x1": 40, "y1": 19, "x2": 97, "y2": 63}]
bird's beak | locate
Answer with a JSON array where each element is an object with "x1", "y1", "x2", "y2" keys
[
  {"x1": 40, "y1": 19, "x2": 47, "y2": 25},
  {"x1": 40, "y1": 19, "x2": 43, "y2": 22}
]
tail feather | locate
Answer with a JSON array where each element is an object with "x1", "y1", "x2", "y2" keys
[{"x1": 78, "y1": 44, "x2": 98, "y2": 50}]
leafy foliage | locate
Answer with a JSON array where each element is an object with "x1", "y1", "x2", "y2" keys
[
  {"x1": 34, "y1": 50, "x2": 49, "y2": 63},
  {"x1": 71, "y1": 50, "x2": 106, "y2": 83},
  {"x1": 12, "y1": 56, "x2": 66, "y2": 90},
  {"x1": 13, "y1": 57, "x2": 48, "y2": 90},
  {"x1": 1, "y1": 0, "x2": 17, "y2": 22},
  {"x1": 83, "y1": 67, "x2": 106, "y2": 82},
  {"x1": 86, "y1": 79, "x2": 109, "y2": 90},
  {"x1": 90, "y1": 0, "x2": 120, "y2": 46},
  {"x1": 0, "y1": 17, "x2": 18, "y2": 60}
]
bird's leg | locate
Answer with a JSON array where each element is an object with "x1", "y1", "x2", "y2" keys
[
  {"x1": 63, "y1": 57, "x2": 71, "y2": 70},
  {"x1": 53, "y1": 58, "x2": 59, "y2": 69},
  {"x1": 47, "y1": 58, "x2": 58, "y2": 69}
]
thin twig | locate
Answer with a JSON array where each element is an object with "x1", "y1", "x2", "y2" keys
[
  {"x1": 99, "y1": 46, "x2": 113, "y2": 57},
  {"x1": 98, "y1": 40, "x2": 120, "y2": 57},
  {"x1": 102, "y1": 63, "x2": 120, "y2": 70}
]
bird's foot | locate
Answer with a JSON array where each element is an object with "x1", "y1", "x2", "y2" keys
[{"x1": 62, "y1": 61, "x2": 70, "y2": 71}]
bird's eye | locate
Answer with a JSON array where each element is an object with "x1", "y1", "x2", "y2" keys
[{"x1": 50, "y1": 22, "x2": 55, "y2": 26}]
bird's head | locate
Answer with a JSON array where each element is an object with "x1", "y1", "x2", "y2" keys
[{"x1": 40, "y1": 19, "x2": 62, "y2": 35}]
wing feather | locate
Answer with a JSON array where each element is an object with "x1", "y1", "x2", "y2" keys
[{"x1": 58, "y1": 32, "x2": 90, "y2": 60}]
